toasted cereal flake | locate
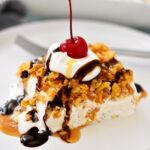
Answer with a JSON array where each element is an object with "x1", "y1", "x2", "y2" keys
[
  {"x1": 16, "y1": 43, "x2": 145, "y2": 116},
  {"x1": 17, "y1": 62, "x2": 31, "y2": 76}
]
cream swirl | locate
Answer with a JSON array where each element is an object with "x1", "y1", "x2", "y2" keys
[{"x1": 46, "y1": 43, "x2": 101, "y2": 81}]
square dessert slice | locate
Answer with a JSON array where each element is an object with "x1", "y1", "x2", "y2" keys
[{"x1": 0, "y1": 43, "x2": 146, "y2": 147}]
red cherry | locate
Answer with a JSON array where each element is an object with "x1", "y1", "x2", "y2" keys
[{"x1": 60, "y1": 36, "x2": 88, "y2": 59}]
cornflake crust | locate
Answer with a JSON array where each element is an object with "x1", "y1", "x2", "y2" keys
[
  {"x1": 18, "y1": 43, "x2": 146, "y2": 123},
  {"x1": 0, "y1": 43, "x2": 146, "y2": 148}
]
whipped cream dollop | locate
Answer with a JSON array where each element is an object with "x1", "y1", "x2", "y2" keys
[{"x1": 46, "y1": 43, "x2": 101, "y2": 81}]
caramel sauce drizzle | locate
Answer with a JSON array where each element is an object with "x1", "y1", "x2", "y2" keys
[
  {"x1": 0, "y1": 114, "x2": 20, "y2": 137},
  {"x1": 66, "y1": 59, "x2": 77, "y2": 78}
]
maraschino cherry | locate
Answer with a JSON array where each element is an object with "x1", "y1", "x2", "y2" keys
[{"x1": 60, "y1": 0, "x2": 88, "y2": 59}]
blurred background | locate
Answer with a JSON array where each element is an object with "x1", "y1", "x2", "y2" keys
[{"x1": 0, "y1": 0, "x2": 150, "y2": 33}]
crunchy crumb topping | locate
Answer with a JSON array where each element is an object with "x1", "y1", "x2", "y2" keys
[
  {"x1": 86, "y1": 108, "x2": 100, "y2": 120},
  {"x1": 17, "y1": 43, "x2": 146, "y2": 116},
  {"x1": 89, "y1": 43, "x2": 115, "y2": 63}
]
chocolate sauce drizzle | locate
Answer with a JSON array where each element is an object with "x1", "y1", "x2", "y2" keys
[
  {"x1": 27, "y1": 109, "x2": 39, "y2": 123},
  {"x1": 30, "y1": 58, "x2": 38, "y2": 69},
  {"x1": 115, "y1": 69, "x2": 124, "y2": 81},
  {"x1": 0, "y1": 94, "x2": 25, "y2": 115},
  {"x1": 115, "y1": 69, "x2": 131, "y2": 82},
  {"x1": 64, "y1": 86, "x2": 72, "y2": 98},
  {"x1": 20, "y1": 127, "x2": 49, "y2": 147},
  {"x1": 45, "y1": 47, "x2": 60, "y2": 76},
  {"x1": 21, "y1": 70, "x2": 30, "y2": 78},
  {"x1": 47, "y1": 85, "x2": 72, "y2": 142},
  {"x1": 48, "y1": 87, "x2": 64, "y2": 109},
  {"x1": 60, "y1": 101, "x2": 71, "y2": 142},
  {"x1": 105, "y1": 58, "x2": 118, "y2": 68},
  {"x1": 36, "y1": 76, "x2": 42, "y2": 92},
  {"x1": 20, "y1": 85, "x2": 72, "y2": 147},
  {"x1": 135, "y1": 83, "x2": 144, "y2": 93},
  {"x1": 45, "y1": 54, "x2": 51, "y2": 76},
  {"x1": 73, "y1": 59, "x2": 101, "y2": 81},
  {"x1": 48, "y1": 85, "x2": 72, "y2": 109},
  {"x1": 53, "y1": 47, "x2": 60, "y2": 53},
  {"x1": 109, "y1": 81, "x2": 114, "y2": 92}
]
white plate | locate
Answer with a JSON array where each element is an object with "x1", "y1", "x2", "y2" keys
[
  {"x1": 0, "y1": 20, "x2": 150, "y2": 150},
  {"x1": 20, "y1": 0, "x2": 150, "y2": 28}
]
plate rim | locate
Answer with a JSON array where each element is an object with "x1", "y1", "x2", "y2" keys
[{"x1": 1, "y1": 19, "x2": 150, "y2": 44}]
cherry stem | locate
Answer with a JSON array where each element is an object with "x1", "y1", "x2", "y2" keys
[{"x1": 69, "y1": 0, "x2": 74, "y2": 43}]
